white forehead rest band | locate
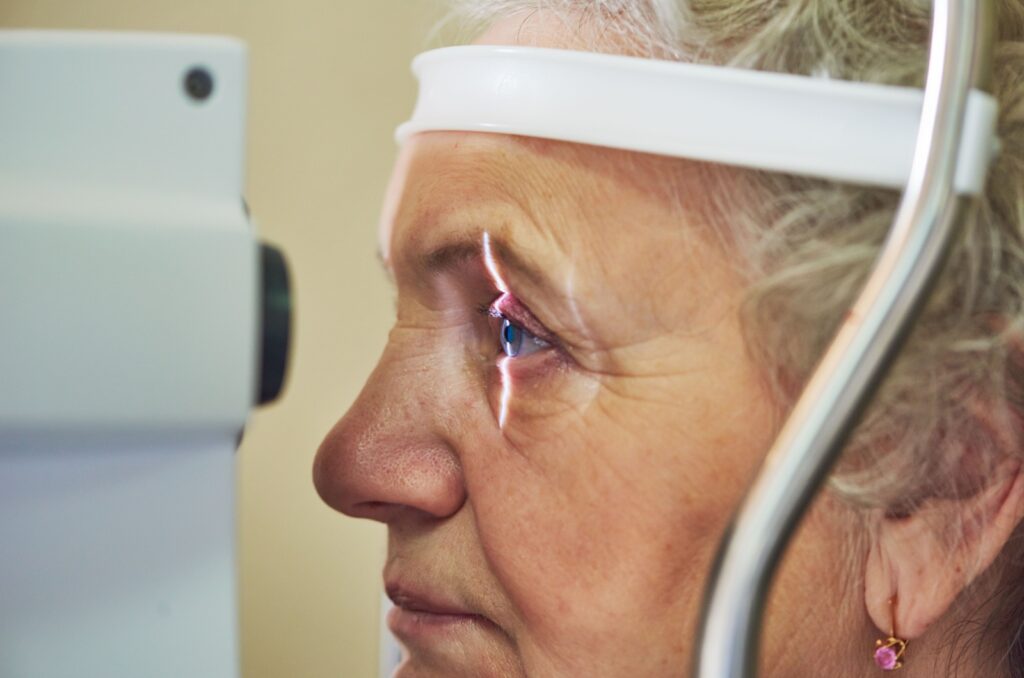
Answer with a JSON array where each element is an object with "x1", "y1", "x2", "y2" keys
[{"x1": 396, "y1": 45, "x2": 999, "y2": 196}]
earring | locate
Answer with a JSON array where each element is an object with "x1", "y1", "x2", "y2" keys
[{"x1": 873, "y1": 597, "x2": 908, "y2": 671}]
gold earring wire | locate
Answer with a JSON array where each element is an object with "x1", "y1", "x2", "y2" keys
[{"x1": 873, "y1": 596, "x2": 908, "y2": 671}]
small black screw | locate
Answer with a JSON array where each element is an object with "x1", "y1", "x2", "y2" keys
[{"x1": 183, "y1": 67, "x2": 214, "y2": 102}]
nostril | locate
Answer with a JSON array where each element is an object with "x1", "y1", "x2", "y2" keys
[{"x1": 348, "y1": 500, "x2": 404, "y2": 522}]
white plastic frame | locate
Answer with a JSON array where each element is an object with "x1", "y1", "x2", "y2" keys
[{"x1": 397, "y1": 45, "x2": 999, "y2": 195}]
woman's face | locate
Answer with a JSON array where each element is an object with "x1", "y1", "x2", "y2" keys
[
  {"x1": 314, "y1": 126, "x2": 791, "y2": 676},
  {"x1": 314, "y1": 12, "x2": 843, "y2": 678}
]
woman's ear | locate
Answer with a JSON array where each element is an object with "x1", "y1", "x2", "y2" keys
[{"x1": 864, "y1": 463, "x2": 1024, "y2": 639}]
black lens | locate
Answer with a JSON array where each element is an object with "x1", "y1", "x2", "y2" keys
[
  {"x1": 183, "y1": 67, "x2": 214, "y2": 102},
  {"x1": 258, "y1": 243, "x2": 292, "y2": 405}
]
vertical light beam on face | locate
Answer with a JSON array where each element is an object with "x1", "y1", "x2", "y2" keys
[
  {"x1": 483, "y1": 231, "x2": 512, "y2": 430},
  {"x1": 482, "y1": 231, "x2": 509, "y2": 294},
  {"x1": 497, "y1": 355, "x2": 512, "y2": 430}
]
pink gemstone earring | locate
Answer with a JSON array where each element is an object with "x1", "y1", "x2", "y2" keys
[
  {"x1": 873, "y1": 597, "x2": 908, "y2": 671},
  {"x1": 874, "y1": 636, "x2": 907, "y2": 670}
]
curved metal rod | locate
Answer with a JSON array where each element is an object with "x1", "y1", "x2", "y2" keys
[{"x1": 693, "y1": 2, "x2": 994, "y2": 676}]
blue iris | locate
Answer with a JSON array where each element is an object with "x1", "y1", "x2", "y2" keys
[
  {"x1": 498, "y1": 317, "x2": 549, "y2": 359},
  {"x1": 501, "y1": 318, "x2": 523, "y2": 357}
]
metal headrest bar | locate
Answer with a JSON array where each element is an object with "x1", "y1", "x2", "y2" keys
[{"x1": 694, "y1": 2, "x2": 995, "y2": 676}]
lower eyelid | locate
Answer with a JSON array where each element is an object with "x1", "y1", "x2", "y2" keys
[{"x1": 500, "y1": 347, "x2": 566, "y2": 385}]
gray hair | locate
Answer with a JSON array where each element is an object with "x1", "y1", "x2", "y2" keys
[{"x1": 435, "y1": 0, "x2": 1024, "y2": 674}]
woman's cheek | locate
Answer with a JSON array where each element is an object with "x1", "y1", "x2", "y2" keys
[{"x1": 486, "y1": 355, "x2": 602, "y2": 448}]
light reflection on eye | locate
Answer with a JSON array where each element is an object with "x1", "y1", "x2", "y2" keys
[{"x1": 500, "y1": 317, "x2": 549, "y2": 358}]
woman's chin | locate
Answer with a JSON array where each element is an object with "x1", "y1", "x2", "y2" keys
[{"x1": 393, "y1": 653, "x2": 519, "y2": 678}]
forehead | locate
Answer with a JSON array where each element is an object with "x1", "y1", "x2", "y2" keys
[
  {"x1": 379, "y1": 133, "x2": 574, "y2": 278},
  {"x1": 379, "y1": 131, "x2": 694, "y2": 270}
]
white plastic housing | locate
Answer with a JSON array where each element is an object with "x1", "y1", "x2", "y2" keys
[
  {"x1": 0, "y1": 31, "x2": 256, "y2": 435},
  {"x1": 0, "y1": 30, "x2": 254, "y2": 678},
  {"x1": 398, "y1": 46, "x2": 1000, "y2": 196}
]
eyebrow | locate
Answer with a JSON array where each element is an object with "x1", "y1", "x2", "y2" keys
[
  {"x1": 414, "y1": 233, "x2": 556, "y2": 294},
  {"x1": 375, "y1": 238, "x2": 483, "y2": 279},
  {"x1": 421, "y1": 239, "x2": 481, "y2": 273}
]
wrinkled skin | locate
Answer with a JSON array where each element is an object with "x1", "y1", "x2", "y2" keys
[{"x1": 314, "y1": 12, "x2": 876, "y2": 678}]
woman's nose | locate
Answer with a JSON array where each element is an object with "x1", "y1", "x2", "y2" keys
[{"x1": 313, "y1": 348, "x2": 467, "y2": 524}]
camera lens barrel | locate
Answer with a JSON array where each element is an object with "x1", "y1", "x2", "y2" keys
[{"x1": 258, "y1": 243, "x2": 291, "y2": 405}]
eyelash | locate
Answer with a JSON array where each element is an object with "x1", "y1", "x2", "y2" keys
[{"x1": 478, "y1": 294, "x2": 553, "y2": 359}]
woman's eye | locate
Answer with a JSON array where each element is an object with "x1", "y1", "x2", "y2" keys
[
  {"x1": 483, "y1": 293, "x2": 554, "y2": 360},
  {"x1": 499, "y1": 317, "x2": 549, "y2": 358}
]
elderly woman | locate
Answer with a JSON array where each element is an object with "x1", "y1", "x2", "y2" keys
[{"x1": 314, "y1": 1, "x2": 1024, "y2": 676}]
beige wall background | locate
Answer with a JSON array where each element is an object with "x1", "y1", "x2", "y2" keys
[{"x1": 0, "y1": 2, "x2": 448, "y2": 676}]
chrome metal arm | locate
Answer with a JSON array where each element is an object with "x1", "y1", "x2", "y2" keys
[{"x1": 694, "y1": 2, "x2": 994, "y2": 676}]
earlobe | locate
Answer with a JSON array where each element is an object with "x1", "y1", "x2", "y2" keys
[{"x1": 864, "y1": 464, "x2": 1024, "y2": 640}]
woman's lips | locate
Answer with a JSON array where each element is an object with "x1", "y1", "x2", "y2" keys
[
  {"x1": 386, "y1": 605, "x2": 488, "y2": 640},
  {"x1": 385, "y1": 582, "x2": 494, "y2": 641}
]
